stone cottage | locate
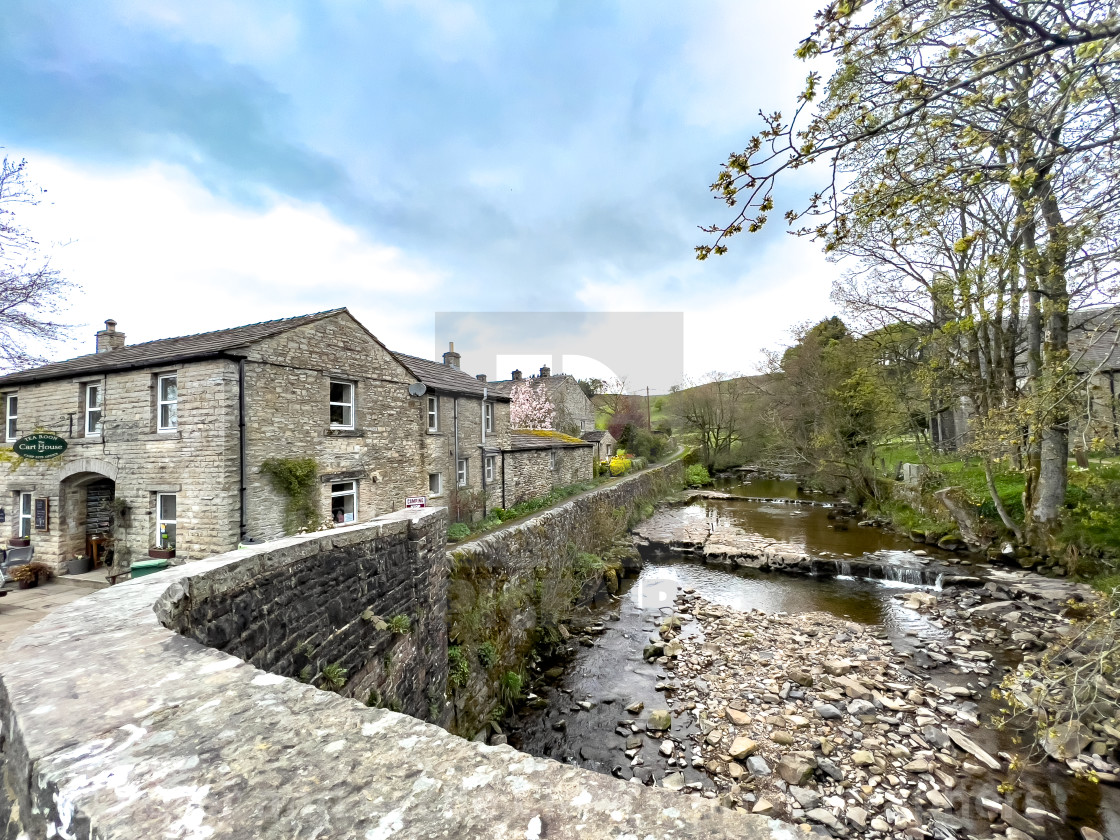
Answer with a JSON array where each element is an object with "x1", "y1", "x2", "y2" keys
[
  {"x1": 579, "y1": 429, "x2": 617, "y2": 462},
  {"x1": 490, "y1": 366, "x2": 596, "y2": 435},
  {"x1": 0, "y1": 310, "x2": 431, "y2": 572},
  {"x1": 393, "y1": 345, "x2": 593, "y2": 517}
]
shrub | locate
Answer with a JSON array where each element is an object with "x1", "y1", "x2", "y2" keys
[
  {"x1": 498, "y1": 670, "x2": 524, "y2": 709},
  {"x1": 686, "y1": 464, "x2": 711, "y2": 486},
  {"x1": 477, "y1": 640, "x2": 497, "y2": 669},
  {"x1": 387, "y1": 614, "x2": 411, "y2": 634},
  {"x1": 448, "y1": 645, "x2": 470, "y2": 690},
  {"x1": 448, "y1": 523, "x2": 471, "y2": 542},
  {"x1": 260, "y1": 458, "x2": 322, "y2": 534},
  {"x1": 609, "y1": 457, "x2": 631, "y2": 476},
  {"x1": 319, "y1": 662, "x2": 348, "y2": 692}
]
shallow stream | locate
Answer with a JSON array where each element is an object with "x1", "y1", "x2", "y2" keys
[{"x1": 511, "y1": 476, "x2": 1119, "y2": 839}]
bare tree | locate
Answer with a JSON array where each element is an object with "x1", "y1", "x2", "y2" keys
[
  {"x1": 0, "y1": 157, "x2": 76, "y2": 372},
  {"x1": 671, "y1": 373, "x2": 754, "y2": 471}
]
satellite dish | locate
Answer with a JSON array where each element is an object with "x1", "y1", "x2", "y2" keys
[{"x1": 408, "y1": 383, "x2": 428, "y2": 397}]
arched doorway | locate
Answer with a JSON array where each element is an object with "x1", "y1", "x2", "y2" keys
[{"x1": 58, "y1": 462, "x2": 119, "y2": 570}]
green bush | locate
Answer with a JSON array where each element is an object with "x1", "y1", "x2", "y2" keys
[
  {"x1": 1063, "y1": 465, "x2": 1120, "y2": 558},
  {"x1": 477, "y1": 641, "x2": 497, "y2": 669},
  {"x1": 685, "y1": 464, "x2": 711, "y2": 486},
  {"x1": 447, "y1": 522, "x2": 471, "y2": 541},
  {"x1": 387, "y1": 614, "x2": 411, "y2": 634},
  {"x1": 448, "y1": 645, "x2": 470, "y2": 690}
]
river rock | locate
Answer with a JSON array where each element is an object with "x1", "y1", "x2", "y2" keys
[
  {"x1": 846, "y1": 806, "x2": 868, "y2": 828},
  {"x1": 852, "y1": 750, "x2": 875, "y2": 766},
  {"x1": 925, "y1": 788, "x2": 953, "y2": 810},
  {"x1": 813, "y1": 702, "x2": 843, "y2": 720},
  {"x1": 729, "y1": 736, "x2": 759, "y2": 759},
  {"x1": 647, "y1": 709, "x2": 672, "y2": 731},
  {"x1": 662, "y1": 771, "x2": 686, "y2": 791},
  {"x1": 725, "y1": 707, "x2": 752, "y2": 726},
  {"x1": 770, "y1": 731, "x2": 795, "y2": 746},
  {"x1": 789, "y1": 785, "x2": 822, "y2": 810},
  {"x1": 776, "y1": 754, "x2": 816, "y2": 785},
  {"x1": 751, "y1": 798, "x2": 774, "y2": 814},
  {"x1": 786, "y1": 668, "x2": 814, "y2": 687},
  {"x1": 946, "y1": 727, "x2": 1001, "y2": 770},
  {"x1": 746, "y1": 756, "x2": 771, "y2": 776},
  {"x1": 659, "y1": 740, "x2": 674, "y2": 757},
  {"x1": 1040, "y1": 721, "x2": 1091, "y2": 761},
  {"x1": 805, "y1": 808, "x2": 840, "y2": 829},
  {"x1": 1081, "y1": 829, "x2": 1104, "y2": 840},
  {"x1": 834, "y1": 675, "x2": 872, "y2": 700},
  {"x1": 847, "y1": 699, "x2": 877, "y2": 716},
  {"x1": 1001, "y1": 805, "x2": 1045, "y2": 838},
  {"x1": 625, "y1": 701, "x2": 644, "y2": 714}
]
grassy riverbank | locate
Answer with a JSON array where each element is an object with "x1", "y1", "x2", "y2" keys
[{"x1": 867, "y1": 443, "x2": 1120, "y2": 588}]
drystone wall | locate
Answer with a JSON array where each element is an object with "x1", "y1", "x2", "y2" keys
[
  {"x1": 447, "y1": 458, "x2": 685, "y2": 736},
  {"x1": 161, "y1": 507, "x2": 448, "y2": 720},
  {"x1": 0, "y1": 501, "x2": 785, "y2": 840}
]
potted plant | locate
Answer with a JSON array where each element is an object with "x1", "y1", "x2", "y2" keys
[
  {"x1": 148, "y1": 544, "x2": 175, "y2": 560},
  {"x1": 9, "y1": 536, "x2": 30, "y2": 548},
  {"x1": 8, "y1": 564, "x2": 36, "y2": 589},
  {"x1": 67, "y1": 554, "x2": 93, "y2": 575},
  {"x1": 29, "y1": 562, "x2": 53, "y2": 586}
]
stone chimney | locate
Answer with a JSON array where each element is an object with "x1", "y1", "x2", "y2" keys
[
  {"x1": 539, "y1": 365, "x2": 551, "y2": 378},
  {"x1": 442, "y1": 341, "x2": 461, "y2": 369},
  {"x1": 512, "y1": 369, "x2": 523, "y2": 381},
  {"x1": 475, "y1": 374, "x2": 487, "y2": 382},
  {"x1": 96, "y1": 319, "x2": 126, "y2": 354}
]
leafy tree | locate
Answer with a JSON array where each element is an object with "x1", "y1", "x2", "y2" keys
[
  {"x1": 701, "y1": 0, "x2": 1120, "y2": 546},
  {"x1": 577, "y1": 378, "x2": 604, "y2": 398},
  {"x1": 0, "y1": 158, "x2": 76, "y2": 371}
]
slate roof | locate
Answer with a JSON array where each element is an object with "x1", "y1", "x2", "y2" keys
[
  {"x1": 0, "y1": 309, "x2": 349, "y2": 387},
  {"x1": 507, "y1": 431, "x2": 592, "y2": 451},
  {"x1": 391, "y1": 352, "x2": 509, "y2": 400},
  {"x1": 488, "y1": 372, "x2": 578, "y2": 399},
  {"x1": 1070, "y1": 305, "x2": 1120, "y2": 370},
  {"x1": 580, "y1": 430, "x2": 610, "y2": 442}
]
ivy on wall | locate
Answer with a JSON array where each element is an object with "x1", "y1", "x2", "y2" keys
[{"x1": 260, "y1": 457, "x2": 322, "y2": 534}]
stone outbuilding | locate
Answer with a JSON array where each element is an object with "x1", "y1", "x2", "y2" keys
[{"x1": 580, "y1": 429, "x2": 617, "y2": 462}]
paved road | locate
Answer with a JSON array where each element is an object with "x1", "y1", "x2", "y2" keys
[{"x1": 0, "y1": 583, "x2": 89, "y2": 649}]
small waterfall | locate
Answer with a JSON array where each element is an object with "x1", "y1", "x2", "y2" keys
[
  {"x1": 880, "y1": 565, "x2": 926, "y2": 586},
  {"x1": 836, "y1": 559, "x2": 853, "y2": 579}
]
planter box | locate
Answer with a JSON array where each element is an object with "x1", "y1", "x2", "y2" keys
[
  {"x1": 147, "y1": 548, "x2": 176, "y2": 560},
  {"x1": 9, "y1": 537, "x2": 30, "y2": 548},
  {"x1": 67, "y1": 556, "x2": 93, "y2": 575}
]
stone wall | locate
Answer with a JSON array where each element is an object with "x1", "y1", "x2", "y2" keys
[
  {"x1": 161, "y1": 508, "x2": 448, "y2": 720},
  {"x1": 503, "y1": 445, "x2": 593, "y2": 508},
  {"x1": 447, "y1": 457, "x2": 684, "y2": 736},
  {"x1": 0, "y1": 499, "x2": 782, "y2": 840}
]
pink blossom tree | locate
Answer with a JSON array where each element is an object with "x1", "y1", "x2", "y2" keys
[{"x1": 510, "y1": 381, "x2": 555, "y2": 430}]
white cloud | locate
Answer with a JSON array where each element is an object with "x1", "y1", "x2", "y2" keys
[{"x1": 16, "y1": 156, "x2": 442, "y2": 360}]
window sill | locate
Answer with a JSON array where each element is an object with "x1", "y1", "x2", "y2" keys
[
  {"x1": 141, "y1": 431, "x2": 182, "y2": 441},
  {"x1": 325, "y1": 428, "x2": 365, "y2": 438},
  {"x1": 426, "y1": 430, "x2": 444, "y2": 436}
]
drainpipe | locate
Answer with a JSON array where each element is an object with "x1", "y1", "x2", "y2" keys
[
  {"x1": 453, "y1": 397, "x2": 459, "y2": 520},
  {"x1": 501, "y1": 450, "x2": 506, "y2": 509},
  {"x1": 480, "y1": 388, "x2": 487, "y2": 519},
  {"x1": 238, "y1": 359, "x2": 248, "y2": 543}
]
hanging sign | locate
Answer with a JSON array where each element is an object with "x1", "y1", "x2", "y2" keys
[{"x1": 13, "y1": 433, "x2": 68, "y2": 460}]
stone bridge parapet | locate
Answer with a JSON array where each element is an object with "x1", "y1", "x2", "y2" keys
[{"x1": 0, "y1": 506, "x2": 786, "y2": 840}]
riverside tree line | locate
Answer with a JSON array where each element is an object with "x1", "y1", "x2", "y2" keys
[{"x1": 687, "y1": 0, "x2": 1120, "y2": 559}]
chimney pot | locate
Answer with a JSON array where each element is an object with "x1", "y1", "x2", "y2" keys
[
  {"x1": 539, "y1": 365, "x2": 551, "y2": 377},
  {"x1": 512, "y1": 369, "x2": 522, "y2": 381},
  {"x1": 476, "y1": 374, "x2": 487, "y2": 382},
  {"x1": 442, "y1": 340, "x2": 462, "y2": 370},
  {"x1": 96, "y1": 319, "x2": 126, "y2": 354}
]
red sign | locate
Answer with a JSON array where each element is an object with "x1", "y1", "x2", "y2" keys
[{"x1": 405, "y1": 496, "x2": 427, "y2": 509}]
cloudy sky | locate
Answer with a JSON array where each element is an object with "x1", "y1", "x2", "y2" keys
[{"x1": 2, "y1": 0, "x2": 839, "y2": 389}]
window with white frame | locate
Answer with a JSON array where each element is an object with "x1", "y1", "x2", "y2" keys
[
  {"x1": 549, "y1": 449, "x2": 557, "y2": 471},
  {"x1": 157, "y1": 374, "x2": 178, "y2": 431},
  {"x1": 331, "y1": 481, "x2": 358, "y2": 523},
  {"x1": 4, "y1": 393, "x2": 16, "y2": 442},
  {"x1": 156, "y1": 493, "x2": 177, "y2": 548},
  {"x1": 485, "y1": 455, "x2": 495, "y2": 483},
  {"x1": 457, "y1": 458, "x2": 468, "y2": 488},
  {"x1": 85, "y1": 383, "x2": 102, "y2": 436},
  {"x1": 427, "y1": 396, "x2": 439, "y2": 432},
  {"x1": 18, "y1": 492, "x2": 31, "y2": 538},
  {"x1": 329, "y1": 380, "x2": 355, "y2": 428},
  {"x1": 429, "y1": 472, "x2": 442, "y2": 496},
  {"x1": 483, "y1": 402, "x2": 493, "y2": 434}
]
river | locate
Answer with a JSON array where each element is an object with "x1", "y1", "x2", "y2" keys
[{"x1": 508, "y1": 475, "x2": 1119, "y2": 839}]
